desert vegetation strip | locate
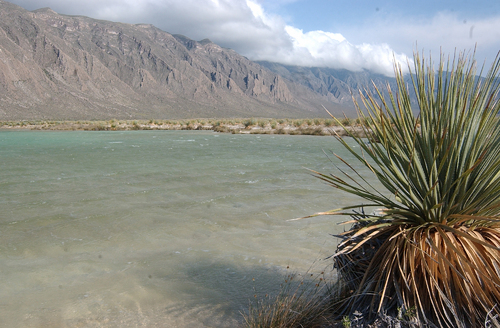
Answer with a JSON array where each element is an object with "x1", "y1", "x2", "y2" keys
[{"x1": 0, "y1": 118, "x2": 370, "y2": 137}]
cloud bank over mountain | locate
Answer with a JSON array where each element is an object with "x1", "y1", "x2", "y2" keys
[{"x1": 8, "y1": 0, "x2": 500, "y2": 76}]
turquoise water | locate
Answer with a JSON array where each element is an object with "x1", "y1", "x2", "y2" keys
[{"x1": 0, "y1": 130, "x2": 382, "y2": 327}]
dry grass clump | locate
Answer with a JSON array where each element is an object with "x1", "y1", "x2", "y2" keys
[{"x1": 242, "y1": 268, "x2": 337, "y2": 328}]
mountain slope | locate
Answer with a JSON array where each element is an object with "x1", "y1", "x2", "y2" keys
[
  {"x1": 257, "y1": 61, "x2": 404, "y2": 105},
  {"x1": 0, "y1": 0, "x2": 380, "y2": 120}
]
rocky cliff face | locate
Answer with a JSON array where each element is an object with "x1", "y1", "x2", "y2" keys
[
  {"x1": 0, "y1": 0, "x2": 369, "y2": 120},
  {"x1": 256, "y1": 62, "x2": 405, "y2": 106}
]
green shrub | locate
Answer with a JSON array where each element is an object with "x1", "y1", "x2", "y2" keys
[
  {"x1": 339, "y1": 117, "x2": 352, "y2": 126},
  {"x1": 324, "y1": 119, "x2": 335, "y2": 127},
  {"x1": 244, "y1": 118, "x2": 256, "y2": 128}
]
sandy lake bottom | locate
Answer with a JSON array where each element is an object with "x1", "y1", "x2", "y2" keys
[{"x1": 0, "y1": 130, "x2": 383, "y2": 327}]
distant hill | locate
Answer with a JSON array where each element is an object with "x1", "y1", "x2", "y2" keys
[
  {"x1": 257, "y1": 62, "x2": 398, "y2": 103},
  {"x1": 0, "y1": 0, "x2": 401, "y2": 120}
]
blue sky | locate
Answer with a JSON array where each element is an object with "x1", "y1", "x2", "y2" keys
[
  {"x1": 7, "y1": 0, "x2": 500, "y2": 76},
  {"x1": 278, "y1": 0, "x2": 500, "y2": 32}
]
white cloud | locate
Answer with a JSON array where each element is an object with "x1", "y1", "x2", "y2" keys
[
  {"x1": 7, "y1": 0, "x2": 426, "y2": 75},
  {"x1": 348, "y1": 11, "x2": 500, "y2": 70},
  {"x1": 265, "y1": 26, "x2": 411, "y2": 76},
  {"x1": 196, "y1": 0, "x2": 411, "y2": 76}
]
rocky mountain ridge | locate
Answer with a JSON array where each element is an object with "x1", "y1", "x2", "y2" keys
[{"x1": 0, "y1": 0, "x2": 396, "y2": 120}]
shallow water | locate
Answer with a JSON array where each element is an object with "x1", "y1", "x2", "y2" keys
[{"x1": 0, "y1": 130, "x2": 383, "y2": 327}]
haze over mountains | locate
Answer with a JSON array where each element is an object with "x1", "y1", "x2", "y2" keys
[{"x1": 0, "y1": 0, "x2": 398, "y2": 120}]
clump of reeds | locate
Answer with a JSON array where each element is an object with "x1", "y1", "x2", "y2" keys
[{"x1": 242, "y1": 267, "x2": 336, "y2": 328}]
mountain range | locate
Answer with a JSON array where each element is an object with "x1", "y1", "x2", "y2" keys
[{"x1": 0, "y1": 0, "x2": 399, "y2": 120}]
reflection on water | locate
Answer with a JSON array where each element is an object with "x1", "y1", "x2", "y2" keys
[{"x1": 0, "y1": 130, "x2": 383, "y2": 327}]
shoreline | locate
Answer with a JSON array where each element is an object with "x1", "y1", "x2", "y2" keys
[{"x1": 0, "y1": 118, "x2": 370, "y2": 137}]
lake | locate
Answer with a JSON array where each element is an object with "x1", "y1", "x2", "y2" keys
[{"x1": 0, "y1": 130, "x2": 382, "y2": 327}]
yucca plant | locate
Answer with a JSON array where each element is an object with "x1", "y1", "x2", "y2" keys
[{"x1": 312, "y1": 51, "x2": 500, "y2": 327}]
